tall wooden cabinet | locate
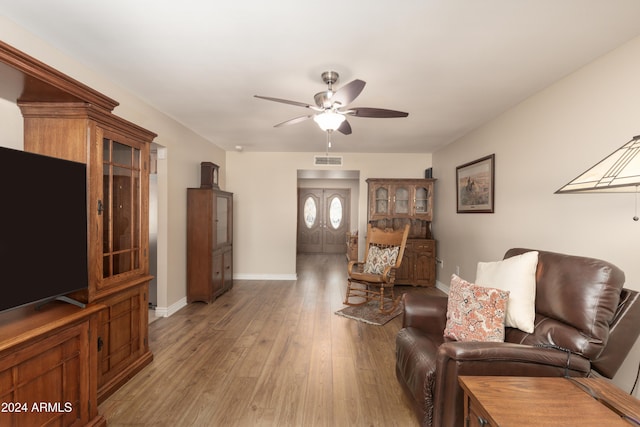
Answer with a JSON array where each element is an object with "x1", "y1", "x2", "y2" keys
[
  {"x1": 19, "y1": 101, "x2": 156, "y2": 402},
  {"x1": 187, "y1": 188, "x2": 233, "y2": 303},
  {"x1": 367, "y1": 178, "x2": 436, "y2": 287}
]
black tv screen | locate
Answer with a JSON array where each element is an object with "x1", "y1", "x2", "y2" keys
[{"x1": 0, "y1": 146, "x2": 88, "y2": 313}]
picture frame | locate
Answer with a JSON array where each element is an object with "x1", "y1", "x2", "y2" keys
[{"x1": 456, "y1": 154, "x2": 495, "y2": 213}]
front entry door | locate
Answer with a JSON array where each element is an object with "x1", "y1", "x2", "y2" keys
[{"x1": 297, "y1": 188, "x2": 350, "y2": 254}]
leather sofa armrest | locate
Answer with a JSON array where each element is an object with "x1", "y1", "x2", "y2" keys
[
  {"x1": 401, "y1": 292, "x2": 448, "y2": 334},
  {"x1": 432, "y1": 341, "x2": 592, "y2": 427},
  {"x1": 436, "y1": 341, "x2": 591, "y2": 374}
]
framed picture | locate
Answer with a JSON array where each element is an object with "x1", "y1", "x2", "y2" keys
[{"x1": 456, "y1": 154, "x2": 495, "y2": 213}]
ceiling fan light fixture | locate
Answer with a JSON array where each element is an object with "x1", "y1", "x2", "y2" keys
[{"x1": 313, "y1": 111, "x2": 346, "y2": 131}]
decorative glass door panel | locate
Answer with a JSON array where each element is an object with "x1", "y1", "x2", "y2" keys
[
  {"x1": 103, "y1": 138, "x2": 142, "y2": 280},
  {"x1": 216, "y1": 195, "x2": 228, "y2": 246},
  {"x1": 303, "y1": 196, "x2": 317, "y2": 229},
  {"x1": 415, "y1": 186, "x2": 429, "y2": 215},
  {"x1": 394, "y1": 186, "x2": 410, "y2": 214},
  {"x1": 329, "y1": 196, "x2": 343, "y2": 229},
  {"x1": 374, "y1": 186, "x2": 389, "y2": 216}
]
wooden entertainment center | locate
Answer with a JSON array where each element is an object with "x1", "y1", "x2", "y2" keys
[{"x1": 0, "y1": 41, "x2": 156, "y2": 425}]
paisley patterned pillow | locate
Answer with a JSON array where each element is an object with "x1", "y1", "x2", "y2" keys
[
  {"x1": 363, "y1": 245, "x2": 400, "y2": 274},
  {"x1": 444, "y1": 274, "x2": 510, "y2": 342}
]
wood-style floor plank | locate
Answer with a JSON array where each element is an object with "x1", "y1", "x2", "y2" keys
[{"x1": 99, "y1": 254, "x2": 443, "y2": 426}]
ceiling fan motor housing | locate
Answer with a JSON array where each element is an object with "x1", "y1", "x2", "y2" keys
[
  {"x1": 315, "y1": 71, "x2": 340, "y2": 108},
  {"x1": 314, "y1": 91, "x2": 334, "y2": 109}
]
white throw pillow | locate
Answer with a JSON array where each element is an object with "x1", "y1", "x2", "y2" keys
[{"x1": 475, "y1": 251, "x2": 539, "y2": 333}]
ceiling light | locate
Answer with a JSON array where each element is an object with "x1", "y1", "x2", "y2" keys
[{"x1": 313, "y1": 111, "x2": 346, "y2": 132}]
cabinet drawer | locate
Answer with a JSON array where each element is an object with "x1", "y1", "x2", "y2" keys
[
  {"x1": 468, "y1": 405, "x2": 493, "y2": 427},
  {"x1": 405, "y1": 241, "x2": 435, "y2": 259}
]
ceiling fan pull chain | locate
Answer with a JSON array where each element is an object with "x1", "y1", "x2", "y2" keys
[
  {"x1": 326, "y1": 131, "x2": 329, "y2": 156},
  {"x1": 634, "y1": 185, "x2": 639, "y2": 221}
]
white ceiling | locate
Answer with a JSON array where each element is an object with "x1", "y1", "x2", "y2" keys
[{"x1": 2, "y1": 1, "x2": 640, "y2": 153}]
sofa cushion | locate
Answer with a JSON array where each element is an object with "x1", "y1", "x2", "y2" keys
[
  {"x1": 476, "y1": 251, "x2": 538, "y2": 333},
  {"x1": 444, "y1": 274, "x2": 509, "y2": 342}
]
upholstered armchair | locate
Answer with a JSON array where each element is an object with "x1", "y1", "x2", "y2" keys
[{"x1": 395, "y1": 248, "x2": 640, "y2": 427}]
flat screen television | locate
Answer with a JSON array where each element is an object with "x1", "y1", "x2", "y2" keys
[{"x1": 0, "y1": 146, "x2": 88, "y2": 313}]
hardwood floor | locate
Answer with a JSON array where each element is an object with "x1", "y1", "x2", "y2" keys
[{"x1": 99, "y1": 254, "x2": 443, "y2": 426}]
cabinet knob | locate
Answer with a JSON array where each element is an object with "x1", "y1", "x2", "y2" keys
[{"x1": 477, "y1": 416, "x2": 488, "y2": 426}]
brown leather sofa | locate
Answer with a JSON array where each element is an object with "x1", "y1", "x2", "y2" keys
[{"x1": 395, "y1": 248, "x2": 640, "y2": 427}]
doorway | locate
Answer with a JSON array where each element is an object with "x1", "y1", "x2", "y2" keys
[
  {"x1": 297, "y1": 188, "x2": 350, "y2": 254},
  {"x1": 148, "y1": 142, "x2": 166, "y2": 322}
]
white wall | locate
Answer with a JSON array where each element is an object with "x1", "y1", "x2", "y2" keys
[
  {"x1": 0, "y1": 17, "x2": 226, "y2": 315},
  {"x1": 226, "y1": 151, "x2": 431, "y2": 278},
  {"x1": 433, "y1": 35, "x2": 640, "y2": 394},
  {"x1": 0, "y1": 97, "x2": 22, "y2": 148}
]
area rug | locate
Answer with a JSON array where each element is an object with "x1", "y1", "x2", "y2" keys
[{"x1": 334, "y1": 300, "x2": 404, "y2": 326}]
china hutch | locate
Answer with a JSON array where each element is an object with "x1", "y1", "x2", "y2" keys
[
  {"x1": 187, "y1": 163, "x2": 234, "y2": 303},
  {"x1": 366, "y1": 178, "x2": 436, "y2": 286},
  {"x1": 0, "y1": 39, "x2": 154, "y2": 426}
]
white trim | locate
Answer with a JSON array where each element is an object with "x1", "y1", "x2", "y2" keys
[
  {"x1": 435, "y1": 280, "x2": 450, "y2": 295},
  {"x1": 233, "y1": 273, "x2": 298, "y2": 281},
  {"x1": 154, "y1": 297, "x2": 187, "y2": 318}
]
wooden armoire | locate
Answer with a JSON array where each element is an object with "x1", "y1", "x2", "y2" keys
[{"x1": 187, "y1": 168, "x2": 233, "y2": 303}]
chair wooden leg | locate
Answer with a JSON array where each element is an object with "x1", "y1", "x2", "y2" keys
[
  {"x1": 344, "y1": 280, "x2": 368, "y2": 306},
  {"x1": 378, "y1": 287, "x2": 401, "y2": 314}
]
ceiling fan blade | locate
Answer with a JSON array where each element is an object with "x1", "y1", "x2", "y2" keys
[
  {"x1": 347, "y1": 107, "x2": 409, "y2": 118},
  {"x1": 331, "y1": 79, "x2": 366, "y2": 107},
  {"x1": 254, "y1": 95, "x2": 314, "y2": 109},
  {"x1": 337, "y1": 119, "x2": 352, "y2": 135},
  {"x1": 274, "y1": 115, "x2": 314, "y2": 127}
]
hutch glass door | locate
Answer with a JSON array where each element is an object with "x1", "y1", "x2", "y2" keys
[{"x1": 102, "y1": 137, "x2": 142, "y2": 280}]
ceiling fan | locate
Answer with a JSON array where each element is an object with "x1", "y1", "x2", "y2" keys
[{"x1": 254, "y1": 71, "x2": 409, "y2": 135}]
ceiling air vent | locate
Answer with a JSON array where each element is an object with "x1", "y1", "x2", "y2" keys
[{"x1": 314, "y1": 155, "x2": 343, "y2": 166}]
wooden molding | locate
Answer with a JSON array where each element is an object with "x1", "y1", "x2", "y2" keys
[{"x1": 0, "y1": 40, "x2": 118, "y2": 111}]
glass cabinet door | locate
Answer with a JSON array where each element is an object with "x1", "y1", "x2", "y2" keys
[
  {"x1": 415, "y1": 186, "x2": 430, "y2": 215},
  {"x1": 216, "y1": 194, "x2": 228, "y2": 246},
  {"x1": 394, "y1": 186, "x2": 410, "y2": 215},
  {"x1": 374, "y1": 186, "x2": 390, "y2": 216},
  {"x1": 102, "y1": 137, "x2": 142, "y2": 281}
]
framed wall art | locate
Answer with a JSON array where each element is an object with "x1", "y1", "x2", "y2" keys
[{"x1": 456, "y1": 154, "x2": 495, "y2": 213}]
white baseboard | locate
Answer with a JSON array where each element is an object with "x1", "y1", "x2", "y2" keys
[
  {"x1": 435, "y1": 280, "x2": 450, "y2": 294},
  {"x1": 233, "y1": 273, "x2": 298, "y2": 281},
  {"x1": 154, "y1": 297, "x2": 187, "y2": 318}
]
